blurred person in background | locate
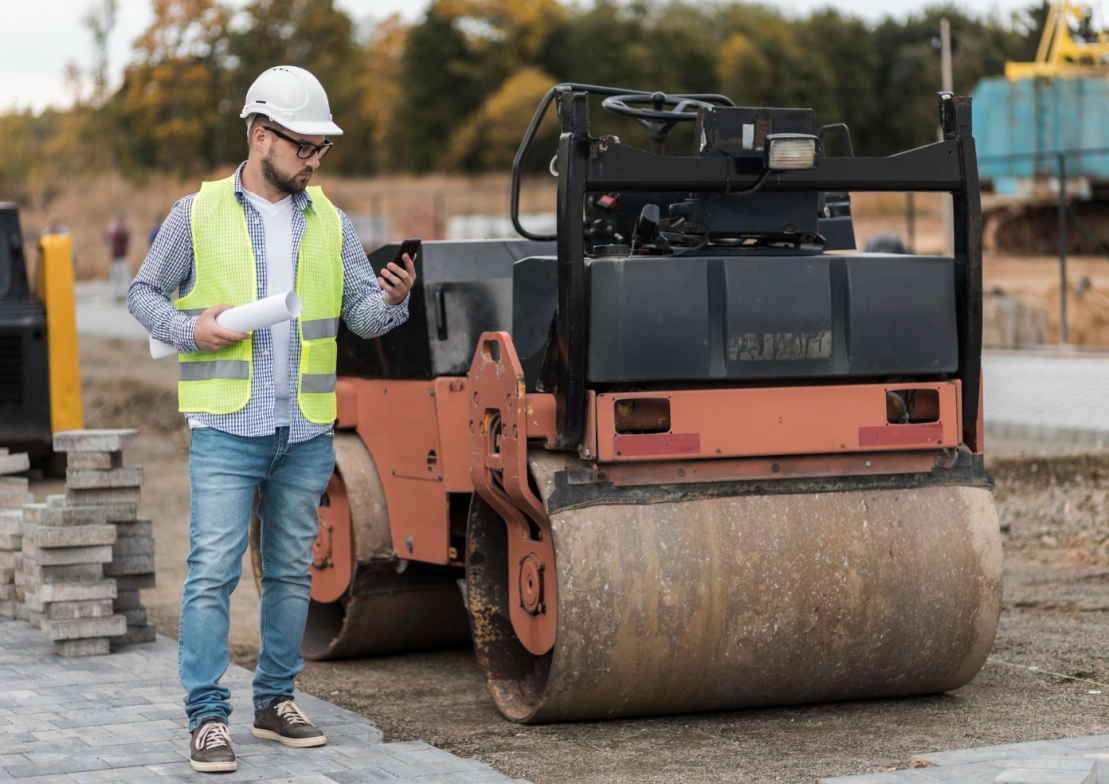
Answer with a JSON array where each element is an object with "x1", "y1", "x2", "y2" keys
[
  {"x1": 104, "y1": 214, "x2": 131, "y2": 301},
  {"x1": 128, "y1": 64, "x2": 417, "y2": 773}
]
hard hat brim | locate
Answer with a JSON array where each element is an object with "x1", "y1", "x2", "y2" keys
[
  {"x1": 279, "y1": 119, "x2": 344, "y2": 136},
  {"x1": 240, "y1": 106, "x2": 343, "y2": 136}
]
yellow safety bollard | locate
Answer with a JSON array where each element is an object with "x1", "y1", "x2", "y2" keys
[{"x1": 36, "y1": 234, "x2": 83, "y2": 434}]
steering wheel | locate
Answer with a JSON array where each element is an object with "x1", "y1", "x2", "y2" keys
[{"x1": 602, "y1": 92, "x2": 719, "y2": 152}]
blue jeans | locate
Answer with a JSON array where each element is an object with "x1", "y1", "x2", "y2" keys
[{"x1": 180, "y1": 426, "x2": 334, "y2": 731}]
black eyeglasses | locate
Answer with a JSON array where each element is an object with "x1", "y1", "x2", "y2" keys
[{"x1": 262, "y1": 126, "x2": 334, "y2": 160}]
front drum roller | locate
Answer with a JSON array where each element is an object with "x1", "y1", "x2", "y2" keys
[
  {"x1": 250, "y1": 432, "x2": 471, "y2": 660},
  {"x1": 466, "y1": 449, "x2": 1003, "y2": 723}
]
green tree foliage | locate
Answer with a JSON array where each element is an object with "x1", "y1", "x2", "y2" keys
[
  {"x1": 226, "y1": 0, "x2": 372, "y2": 173},
  {"x1": 444, "y1": 66, "x2": 561, "y2": 171},
  {"x1": 116, "y1": 0, "x2": 232, "y2": 175},
  {"x1": 0, "y1": 0, "x2": 1060, "y2": 193}
]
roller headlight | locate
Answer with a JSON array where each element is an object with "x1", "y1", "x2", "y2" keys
[{"x1": 764, "y1": 134, "x2": 819, "y2": 171}]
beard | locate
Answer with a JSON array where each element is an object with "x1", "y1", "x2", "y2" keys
[{"x1": 261, "y1": 149, "x2": 312, "y2": 195}]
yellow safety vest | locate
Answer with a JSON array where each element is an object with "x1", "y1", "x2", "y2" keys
[{"x1": 176, "y1": 175, "x2": 344, "y2": 424}]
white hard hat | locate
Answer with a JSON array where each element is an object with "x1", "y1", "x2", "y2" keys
[{"x1": 240, "y1": 65, "x2": 343, "y2": 136}]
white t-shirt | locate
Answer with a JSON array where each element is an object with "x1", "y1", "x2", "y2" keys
[{"x1": 242, "y1": 188, "x2": 295, "y2": 427}]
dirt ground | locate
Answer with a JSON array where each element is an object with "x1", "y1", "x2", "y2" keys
[{"x1": 23, "y1": 334, "x2": 1107, "y2": 783}]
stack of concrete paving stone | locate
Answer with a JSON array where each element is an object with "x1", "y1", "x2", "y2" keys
[
  {"x1": 22, "y1": 490, "x2": 124, "y2": 654},
  {"x1": 0, "y1": 448, "x2": 32, "y2": 619},
  {"x1": 53, "y1": 428, "x2": 157, "y2": 650}
]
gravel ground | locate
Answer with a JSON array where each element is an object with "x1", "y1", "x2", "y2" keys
[{"x1": 37, "y1": 336, "x2": 1109, "y2": 784}]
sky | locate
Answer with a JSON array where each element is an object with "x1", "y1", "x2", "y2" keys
[{"x1": 0, "y1": 0, "x2": 1057, "y2": 114}]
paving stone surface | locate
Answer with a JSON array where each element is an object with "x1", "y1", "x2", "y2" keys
[
  {"x1": 0, "y1": 618, "x2": 526, "y2": 783},
  {"x1": 819, "y1": 736, "x2": 1109, "y2": 782},
  {"x1": 984, "y1": 350, "x2": 1109, "y2": 443}
]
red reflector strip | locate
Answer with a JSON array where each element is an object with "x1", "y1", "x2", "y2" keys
[
  {"x1": 858, "y1": 423, "x2": 944, "y2": 447},
  {"x1": 613, "y1": 433, "x2": 701, "y2": 457}
]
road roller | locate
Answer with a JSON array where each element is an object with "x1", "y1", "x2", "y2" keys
[{"x1": 251, "y1": 84, "x2": 1001, "y2": 723}]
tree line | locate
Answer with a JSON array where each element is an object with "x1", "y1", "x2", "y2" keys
[{"x1": 1, "y1": 0, "x2": 1050, "y2": 196}]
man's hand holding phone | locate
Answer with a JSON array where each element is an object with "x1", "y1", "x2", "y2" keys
[{"x1": 380, "y1": 238, "x2": 419, "y2": 306}]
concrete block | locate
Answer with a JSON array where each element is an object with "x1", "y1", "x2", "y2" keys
[
  {"x1": 66, "y1": 465, "x2": 143, "y2": 490},
  {"x1": 41, "y1": 505, "x2": 109, "y2": 527},
  {"x1": 0, "y1": 508, "x2": 22, "y2": 531},
  {"x1": 112, "y1": 536, "x2": 154, "y2": 557},
  {"x1": 35, "y1": 544, "x2": 113, "y2": 566},
  {"x1": 65, "y1": 465, "x2": 143, "y2": 490},
  {"x1": 113, "y1": 589, "x2": 142, "y2": 610},
  {"x1": 54, "y1": 429, "x2": 140, "y2": 453},
  {"x1": 65, "y1": 487, "x2": 141, "y2": 506},
  {"x1": 0, "y1": 582, "x2": 12, "y2": 599},
  {"x1": 110, "y1": 622, "x2": 156, "y2": 648},
  {"x1": 104, "y1": 555, "x2": 155, "y2": 576},
  {"x1": 15, "y1": 601, "x2": 28, "y2": 620},
  {"x1": 0, "y1": 549, "x2": 12, "y2": 567},
  {"x1": 46, "y1": 494, "x2": 67, "y2": 508},
  {"x1": 0, "y1": 531, "x2": 21, "y2": 549},
  {"x1": 0, "y1": 489, "x2": 33, "y2": 509},
  {"x1": 0, "y1": 599, "x2": 13, "y2": 618},
  {"x1": 995, "y1": 756, "x2": 1096, "y2": 783},
  {"x1": 114, "y1": 518, "x2": 152, "y2": 538},
  {"x1": 0, "y1": 565, "x2": 11, "y2": 583},
  {"x1": 32, "y1": 524, "x2": 116, "y2": 549},
  {"x1": 54, "y1": 638, "x2": 110, "y2": 657},
  {"x1": 39, "y1": 579, "x2": 116, "y2": 603},
  {"x1": 120, "y1": 607, "x2": 147, "y2": 626},
  {"x1": 21, "y1": 502, "x2": 45, "y2": 523},
  {"x1": 100, "y1": 502, "x2": 138, "y2": 522},
  {"x1": 44, "y1": 599, "x2": 114, "y2": 620},
  {"x1": 28, "y1": 610, "x2": 42, "y2": 627},
  {"x1": 41, "y1": 614, "x2": 127, "y2": 640},
  {"x1": 68, "y1": 451, "x2": 122, "y2": 470},
  {"x1": 0, "y1": 452, "x2": 30, "y2": 475},
  {"x1": 0, "y1": 476, "x2": 29, "y2": 492},
  {"x1": 24, "y1": 588, "x2": 41, "y2": 612},
  {"x1": 113, "y1": 572, "x2": 155, "y2": 590},
  {"x1": 27, "y1": 562, "x2": 104, "y2": 584}
]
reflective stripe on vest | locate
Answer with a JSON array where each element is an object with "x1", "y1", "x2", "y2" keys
[
  {"x1": 175, "y1": 175, "x2": 344, "y2": 421},
  {"x1": 301, "y1": 373, "x2": 337, "y2": 393},
  {"x1": 179, "y1": 360, "x2": 250, "y2": 381},
  {"x1": 301, "y1": 317, "x2": 340, "y2": 340}
]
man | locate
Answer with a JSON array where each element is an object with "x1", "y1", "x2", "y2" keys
[
  {"x1": 128, "y1": 65, "x2": 417, "y2": 773},
  {"x1": 105, "y1": 214, "x2": 131, "y2": 301}
]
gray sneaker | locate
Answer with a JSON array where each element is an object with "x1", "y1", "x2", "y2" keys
[
  {"x1": 189, "y1": 717, "x2": 236, "y2": 773},
  {"x1": 252, "y1": 697, "x2": 326, "y2": 747}
]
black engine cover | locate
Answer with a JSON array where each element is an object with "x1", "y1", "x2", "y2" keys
[{"x1": 513, "y1": 252, "x2": 958, "y2": 385}]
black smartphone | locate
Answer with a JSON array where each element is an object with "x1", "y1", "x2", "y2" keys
[
  {"x1": 388, "y1": 239, "x2": 421, "y2": 290},
  {"x1": 392, "y1": 238, "x2": 421, "y2": 267}
]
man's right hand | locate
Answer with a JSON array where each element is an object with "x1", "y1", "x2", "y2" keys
[{"x1": 194, "y1": 304, "x2": 249, "y2": 352}]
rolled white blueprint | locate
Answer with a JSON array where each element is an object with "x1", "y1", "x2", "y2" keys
[{"x1": 149, "y1": 291, "x2": 303, "y2": 359}]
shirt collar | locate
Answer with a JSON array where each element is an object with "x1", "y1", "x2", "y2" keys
[{"x1": 233, "y1": 162, "x2": 314, "y2": 213}]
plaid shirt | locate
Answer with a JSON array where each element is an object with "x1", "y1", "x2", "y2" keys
[{"x1": 128, "y1": 163, "x2": 408, "y2": 443}]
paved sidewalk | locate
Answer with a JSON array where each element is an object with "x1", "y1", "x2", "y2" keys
[
  {"x1": 983, "y1": 350, "x2": 1109, "y2": 444},
  {"x1": 820, "y1": 735, "x2": 1109, "y2": 782},
  {"x1": 0, "y1": 618, "x2": 525, "y2": 783}
]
